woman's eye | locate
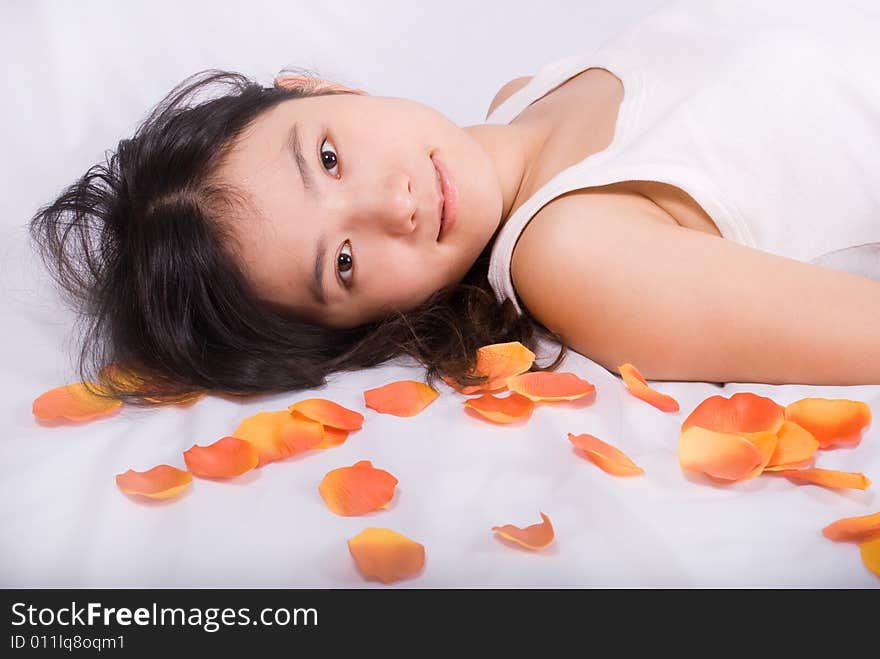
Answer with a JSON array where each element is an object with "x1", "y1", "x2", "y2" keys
[
  {"x1": 337, "y1": 240, "x2": 353, "y2": 285},
  {"x1": 320, "y1": 138, "x2": 339, "y2": 175}
]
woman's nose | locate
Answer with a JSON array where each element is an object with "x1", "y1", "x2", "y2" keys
[{"x1": 357, "y1": 171, "x2": 417, "y2": 235}]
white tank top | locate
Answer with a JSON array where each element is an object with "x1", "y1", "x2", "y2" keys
[{"x1": 486, "y1": 0, "x2": 880, "y2": 315}]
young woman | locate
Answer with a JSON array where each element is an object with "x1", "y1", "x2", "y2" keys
[{"x1": 28, "y1": 0, "x2": 880, "y2": 404}]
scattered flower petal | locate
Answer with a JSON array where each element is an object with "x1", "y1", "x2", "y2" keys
[
  {"x1": 463, "y1": 392, "x2": 534, "y2": 424},
  {"x1": 822, "y1": 511, "x2": 880, "y2": 542},
  {"x1": 567, "y1": 433, "x2": 644, "y2": 476},
  {"x1": 506, "y1": 371, "x2": 596, "y2": 402},
  {"x1": 773, "y1": 468, "x2": 872, "y2": 491},
  {"x1": 859, "y1": 536, "x2": 880, "y2": 578},
  {"x1": 740, "y1": 431, "x2": 779, "y2": 480},
  {"x1": 765, "y1": 421, "x2": 820, "y2": 469},
  {"x1": 280, "y1": 411, "x2": 325, "y2": 455},
  {"x1": 288, "y1": 398, "x2": 364, "y2": 430},
  {"x1": 681, "y1": 392, "x2": 785, "y2": 435},
  {"x1": 183, "y1": 436, "x2": 259, "y2": 479},
  {"x1": 233, "y1": 410, "x2": 323, "y2": 467},
  {"x1": 319, "y1": 460, "x2": 399, "y2": 516},
  {"x1": 678, "y1": 426, "x2": 762, "y2": 481},
  {"x1": 492, "y1": 512, "x2": 555, "y2": 550},
  {"x1": 783, "y1": 398, "x2": 872, "y2": 449},
  {"x1": 32, "y1": 382, "x2": 122, "y2": 423},
  {"x1": 618, "y1": 363, "x2": 679, "y2": 412},
  {"x1": 444, "y1": 341, "x2": 536, "y2": 394},
  {"x1": 347, "y1": 527, "x2": 425, "y2": 584},
  {"x1": 364, "y1": 380, "x2": 439, "y2": 416},
  {"x1": 115, "y1": 465, "x2": 192, "y2": 499},
  {"x1": 314, "y1": 426, "x2": 349, "y2": 449}
]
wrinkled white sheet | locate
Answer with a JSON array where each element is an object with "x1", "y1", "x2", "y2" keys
[{"x1": 2, "y1": 0, "x2": 877, "y2": 588}]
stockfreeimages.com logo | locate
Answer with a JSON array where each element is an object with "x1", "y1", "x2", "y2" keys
[{"x1": 11, "y1": 601, "x2": 317, "y2": 633}]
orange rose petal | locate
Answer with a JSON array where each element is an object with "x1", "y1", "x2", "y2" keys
[
  {"x1": 784, "y1": 397, "x2": 872, "y2": 449},
  {"x1": 288, "y1": 398, "x2": 364, "y2": 430},
  {"x1": 364, "y1": 380, "x2": 439, "y2": 417},
  {"x1": 678, "y1": 426, "x2": 763, "y2": 481},
  {"x1": 279, "y1": 411, "x2": 326, "y2": 456},
  {"x1": 859, "y1": 536, "x2": 880, "y2": 578},
  {"x1": 618, "y1": 363, "x2": 680, "y2": 413},
  {"x1": 115, "y1": 464, "x2": 192, "y2": 499},
  {"x1": 32, "y1": 382, "x2": 122, "y2": 423},
  {"x1": 473, "y1": 341, "x2": 536, "y2": 389},
  {"x1": 506, "y1": 371, "x2": 596, "y2": 402},
  {"x1": 822, "y1": 511, "x2": 880, "y2": 542},
  {"x1": 319, "y1": 460, "x2": 399, "y2": 516},
  {"x1": 463, "y1": 392, "x2": 535, "y2": 424},
  {"x1": 763, "y1": 457, "x2": 816, "y2": 472},
  {"x1": 766, "y1": 421, "x2": 820, "y2": 469},
  {"x1": 313, "y1": 425, "x2": 349, "y2": 449},
  {"x1": 567, "y1": 433, "x2": 644, "y2": 476},
  {"x1": 740, "y1": 431, "x2": 778, "y2": 480},
  {"x1": 774, "y1": 468, "x2": 872, "y2": 491},
  {"x1": 347, "y1": 527, "x2": 425, "y2": 584},
  {"x1": 443, "y1": 341, "x2": 536, "y2": 394},
  {"x1": 232, "y1": 411, "x2": 297, "y2": 467},
  {"x1": 492, "y1": 512, "x2": 555, "y2": 550},
  {"x1": 681, "y1": 392, "x2": 785, "y2": 435},
  {"x1": 183, "y1": 436, "x2": 258, "y2": 479}
]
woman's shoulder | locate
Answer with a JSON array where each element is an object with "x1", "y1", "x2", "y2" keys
[{"x1": 485, "y1": 75, "x2": 533, "y2": 119}]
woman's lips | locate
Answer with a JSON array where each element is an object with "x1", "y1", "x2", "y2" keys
[{"x1": 432, "y1": 156, "x2": 458, "y2": 241}]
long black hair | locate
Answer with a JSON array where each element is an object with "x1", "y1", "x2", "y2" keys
[{"x1": 28, "y1": 69, "x2": 566, "y2": 405}]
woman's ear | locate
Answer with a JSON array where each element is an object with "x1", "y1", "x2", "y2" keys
[{"x1": 273, "y1": 74, "x2": 368, "y2": 96}]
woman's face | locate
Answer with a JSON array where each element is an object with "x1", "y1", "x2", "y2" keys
[{"x1": 218, "y1": 92, "x2": 505, "y2": 329}]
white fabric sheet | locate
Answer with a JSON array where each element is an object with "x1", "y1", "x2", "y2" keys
[{"x1": 2, "y1": 0, "x2": 877, "y2": 588}]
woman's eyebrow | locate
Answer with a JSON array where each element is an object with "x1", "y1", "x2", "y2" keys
[
  {"x1": 284, "y1": 122, "x2": 326, "y2": 305},
  {"x1": 286, "y1": 122, "x2": 314, "y2": 191},
  {"x1": 310, "y1": 234, "x2": 328, "y2": 306}
]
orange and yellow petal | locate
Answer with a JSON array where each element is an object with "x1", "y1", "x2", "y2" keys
[
  {"x1": 347, "y1": 527, "x2": 425, "y2": 584},
  {"x1": 822, "y1": 511, "x2": 880, "y2": 542},
  {"x1": 492, "y1": 512, "x2": 555, "y2": 550},
  {"x1": 115, "y1": 465, "x2": 192, "y2": 499},
  {"x1": 364, "y1": 380, "x2": 439, "y2": 417},
  {"x1": 32, "y1": 382, "x2": 122, "y2": 423},
  {"x1": 444, "y1": 341, "x2": 537, "y2": 394},
  {"x1": 183, "y1": 436, "x2": 259, "y2": 479},
  {"x1": 618, "y1": 363, "x2": 679, "y2": 413},
  {"x1": 279, "y1": 411, "x2": 325, "y2": 456},
  {"x1": 681, "y1": 392, "x2": 785, "y2": 435},
  {"x1": 783, "y1": 398, "x2": 872, "y2": 449},
  {"x1": 506, "y1": 371, "x2": 596, "y2": 402},
  {"x1": 567, "y1": 433, "x2": 644, "y2": 476},
  {"x1": 232, "y1": 410, "x2": 309, "y2": 467},
  {"x1": 859, "y1": 536, "x2": 880, "y2": 578},
  {"x1": 473, "y1": 341, "x2": 536, "y2": 388},
  {"x1": 313, "y1": 426, "x2": 349, "y2": 449},
  {"x1": 288, "y1": 398, "x2": 364, "y2": 431},
  {"x1": 773, "y1": 468, "x2": 872, "y2": 491},
  {"x1": 765, "y1": 421, "x2": 819, "y2": 469},
  {"x1": 319, "y1": 460, "x2": 399, "y2": 516},
  {"x1": 463, "y1": 392, "x2": 535, "y2": 424},
  {"x1": 739, "y1": 431, "x2": 779, "y2": 481},
  {"x1": 678, "y1": 426, "x2": 762, "y2": 481}
]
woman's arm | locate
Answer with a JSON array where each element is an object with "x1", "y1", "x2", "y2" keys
[{"x1": 512, "y1": 191, "x2": 880, "y2": 385}]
